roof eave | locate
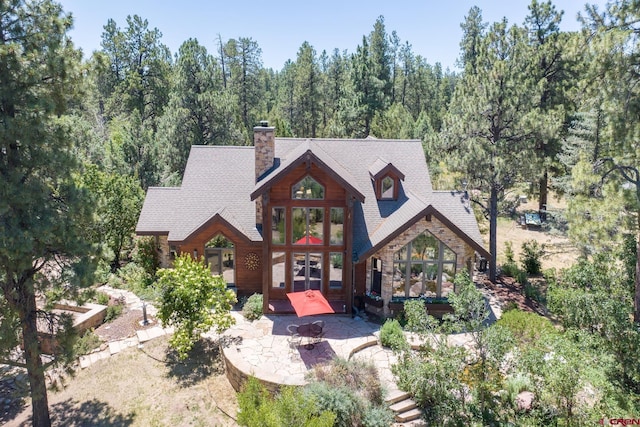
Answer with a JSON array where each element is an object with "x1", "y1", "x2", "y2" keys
[
  {"x1": 250, "y1": 149, "x2": 365, "y2": 203},
  {"x1": 357, "y1": 204, "x2": 491, "y2": 262}
]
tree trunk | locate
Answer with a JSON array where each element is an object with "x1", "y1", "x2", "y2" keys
[
  {"x1": 635, "y1": 224, "x2": 640, "y2": 323},
  {"x1": 489, "y1": 186, "x2": 499, "y2": 283},
  {"x1": 539, "y1": 169, "x2": 548, "y2": 213},
  {"x1": 20, "y1": 287, "x2": 51, "y2": 427}
]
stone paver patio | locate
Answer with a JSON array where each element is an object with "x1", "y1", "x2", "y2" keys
[{"x1": 212, "y1": 312, "x2": 386, "y2": 390}]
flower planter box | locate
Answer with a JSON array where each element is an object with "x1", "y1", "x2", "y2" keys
[
  {"x1": 425, "y1": 303, "x2": 454, "y2": 318},
  {"x1": 388, "y1": 298, "x2": 454, "y2": 319},
  {"x1": 364, "y1": 295, "x2": 384, "y2": 308},
  {"x1": 388, "y1": 301, "x2": 404, "y2": 312}
]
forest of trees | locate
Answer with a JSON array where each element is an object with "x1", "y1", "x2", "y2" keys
[{"x1": 1, "y1": 0, "x2": 640, "y2": 425}]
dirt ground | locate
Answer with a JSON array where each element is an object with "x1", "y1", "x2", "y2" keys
[
  {"x1": 6, "y1": 336, "x2": 239, "y2": 427},
  {"x1": 489, "y1": 196, "x2": 580, "y2": 272}
]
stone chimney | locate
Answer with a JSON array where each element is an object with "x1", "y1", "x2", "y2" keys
[{"x1": 254, "y1": 121, "x2": 275, "y2": 227}]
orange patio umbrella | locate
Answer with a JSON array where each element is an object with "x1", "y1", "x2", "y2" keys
[
  {"x1": 286, "y1": 290, "x2": 335, "y2": 317},
  {"x1": 294, "y1": 235, "x2": 323, "y2": 245}
]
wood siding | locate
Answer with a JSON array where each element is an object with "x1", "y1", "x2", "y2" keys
[{"x1": 175, "y1": 218, "x2": 263, "y2": 298}]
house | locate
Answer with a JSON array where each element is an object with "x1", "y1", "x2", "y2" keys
[{"x1": 136, "y1": 122, "x2": 490, "y2": 316}]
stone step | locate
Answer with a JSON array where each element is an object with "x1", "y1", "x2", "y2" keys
[
  {"x1": 395, "y1": 407, "x2": 422, "y2": 423},
  {"x1": 390, "y1": 398, "x2": 417, "y2": 413},
  {"x1": 385, "y1": 389, "x2": 410, "y2": 404}
]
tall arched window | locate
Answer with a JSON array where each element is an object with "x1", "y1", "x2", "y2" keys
[
  {"x1": 392, "y1": 230, "x2": 456, "y2": 298},
  {"x1": 204, "y1": 234, "x2": 235, "y2": 286}
]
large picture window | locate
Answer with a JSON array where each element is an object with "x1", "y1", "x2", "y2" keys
[
  {"x1": 330, "y1": 208, "x2": 343, "y2": 245},
  {"x1": 292, "y1": 207, "x2": 323, "y2": 245},
  {"x1": 272, "y1": 207, "x2": 285, "y2": 244},
  {"x1": 392, "y1": 230, "x2": 456, "y2": 298}
]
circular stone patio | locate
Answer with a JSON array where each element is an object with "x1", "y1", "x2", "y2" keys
[{"x1": 211, "y1": 312, "x2": 383, "y2": 392}]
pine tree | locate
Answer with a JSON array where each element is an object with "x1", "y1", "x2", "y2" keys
[
  {"x1": 292, "y1": 42, "x2": 321, "y2": 137},
  {"x1": 0, "y1": 1, "x2": 95, "y2": 425},
  {"x1": 444, "y1": 19, "x2": 544, "y2": 282},
  {"x1": 158, "y1": 38, "x2": 242, "y2": 182},
  {"x1": 580, "y1": 0, "x2": 640, "y2": 321},
  {"x1": 524, "y1": 0, "x2": 572, "y2": 211}
]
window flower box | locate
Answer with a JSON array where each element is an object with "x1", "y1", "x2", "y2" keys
[
  {"x1": 364, "y1": 292, "x2": 384, "y2": 308},
  {"x1": 388, "y1": 296, "x2": 454, "y2": 319}
]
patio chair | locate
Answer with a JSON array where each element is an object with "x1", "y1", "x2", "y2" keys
[
  {"x1": 287, "y1": 330, "x2": 302, "y2": 359},
  {"x1": 310, "y1": 320, "x2": 325, "y2": 346}
]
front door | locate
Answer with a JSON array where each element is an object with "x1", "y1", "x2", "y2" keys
[{"x1": 292, "y1": 252, "x2": 322, "y2": 292}]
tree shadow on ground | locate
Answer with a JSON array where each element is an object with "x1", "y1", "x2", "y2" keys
[
  {"x1": 165, "y1": 338, "x2": 226, "y2": 388},
  {"x1": 0, "y1": 396, "x2": 27, "y2": 425},
  {"x1": 15, "y1": 398, "x2": 135, "y2": 426}
]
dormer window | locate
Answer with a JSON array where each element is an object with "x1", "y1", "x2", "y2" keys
[
  {"x1": 381, "y1": 176, "x2": 395, "y2": 199},
  {"x1": 292, "y1": 175, "x2": 324, "y2": 200},
  {"x1": 369, "y1": 157, "x2": 404, "y2": 201}
]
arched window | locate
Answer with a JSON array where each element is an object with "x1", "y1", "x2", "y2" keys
[
  {"x1": 381, "y1": 176, "x2": 394, "y2": 199},
  {"x1": 292, "y1": 176, "x2": 324, "y2": 199},
  {"x1": 204, "y1": 234, "x2": 235, "y2": 286},
  {"x1": 392, "y1": 230, "x2": 456, "y2": 298}
]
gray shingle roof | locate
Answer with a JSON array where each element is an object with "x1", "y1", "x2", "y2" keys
[
  {"x1": 136, "y1": 138, "x2": 488, "y2": 259},
  {"x1": 136, "y1": 146, "x2": 262, "y2": 242},
  {"x1": 251, "y1": 139, "x2": 365, "y2": 202}
]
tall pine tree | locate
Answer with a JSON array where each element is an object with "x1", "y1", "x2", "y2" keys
[{"x1": 0, "y1": 1, "x2": 96, "y2": 425}]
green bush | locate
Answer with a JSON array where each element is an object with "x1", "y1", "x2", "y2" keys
[
  {"x1": 105, "y1": 304, "x2": 124, "y2": 323},
  {"x1": 495, "y1": 309, "x2": 556, "y2": 346},
  {"x1": 312, "y1": 357, "x2": 384, "y2": 405},
  {"x1": 361, "y1": 405, "x2": 395, "y2": 427},
  {"x1": 504, "y1": 241, "x2": 516, "y2": 264},
  {"x1": 304, "y1": 382, "x2": 361, "y2": 427},
  {"x1": 132, "y1": 236, "x2": 160, "y2": 285},
  {"x1": 380, "y1": 319, "x2": 408, "y2": 351},
  {"x1": 108, "y1": 262, "x2": 160, "y2": 302},
  {"x1": 95, "y1": 291, "x2": 110, "y2": 306},
  {"x1": 242, "y1": 293, "x2": 263, "y2": 320},
  {"x1": 501, "y1": 261, "x2": 521, "y2": 279},
  {"x1": 237, "y1": 377, "x2": 335, "y2": 427},
  {"x1": 521, "y1": 240, "x2": 544, "y2": 275},
  {"x1": 74, "y1": 330, "x2": 103, "y2": 356}
]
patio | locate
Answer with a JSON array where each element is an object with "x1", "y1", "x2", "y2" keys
[{"x1": 211, "y1": 312, "x2": 387, "y2": 392}]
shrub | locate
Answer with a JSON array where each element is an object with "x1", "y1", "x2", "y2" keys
[
  {"x1": 495, "y1": 309, "x2": 556, "y2": 346},
  {"x1": 242, "y1": 293, "x2": 263, "y2": 320},
  {"x1": 304, "y1": 382, "x2": 361, "y2": 427},
  {"x1": 132, "y1": 236, "x2": 160, "y2": 285},
  {"x1": 380, "y1": 319, "x2": 408, "y2": 351},
  {"x1": 504, "y1": 241, "x2": 516, "y2": 264},
  {"x1": 312, "y1": 358, "x2": 384, "y2": 405},
  {"x1": 95, "y1": 291, "x2": 110, "y2": 306},
  {"x1": 501, "y1": 261, "x2": 521, "y2": 279},
  {"x1": 521, "y1": 240, "x2": 544, "y2": 275},
  {"x1": 108, "y1": 262, "x2": 160, "y2": 302},
  {"x1": 74, "y1": 330, "x2": 102, "y2": 356},
  {"x1": 105, "y1": 304, "x2": 124, "y2": 323},
  {"x1": 361, "y1": 405, "x2": 395, "y2": 427},
  {"x1": 237, "y1": 378, "x2": 336, "y2": 427},
  {"x1": 157, "y1": 254, "x2": 236, "y2": 359}
]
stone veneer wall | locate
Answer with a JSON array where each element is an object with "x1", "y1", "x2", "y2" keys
[
  {"x1": 156, "y1": 235, "x2": 172, "y2": 268},
  {"x1": 253, "y1": 125, "x2": 275, "y2": 227},
  {"x1": 371, "y1": 216, "x2": 477, "y2": 316}
]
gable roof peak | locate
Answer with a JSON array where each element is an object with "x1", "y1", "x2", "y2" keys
[{"x1": 369, "y1": 157, "x2": 405, "y2": 181}]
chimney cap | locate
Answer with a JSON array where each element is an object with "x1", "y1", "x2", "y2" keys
[{"x1": 259, "y1": 120, "x2": 269, "y2": 127}]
